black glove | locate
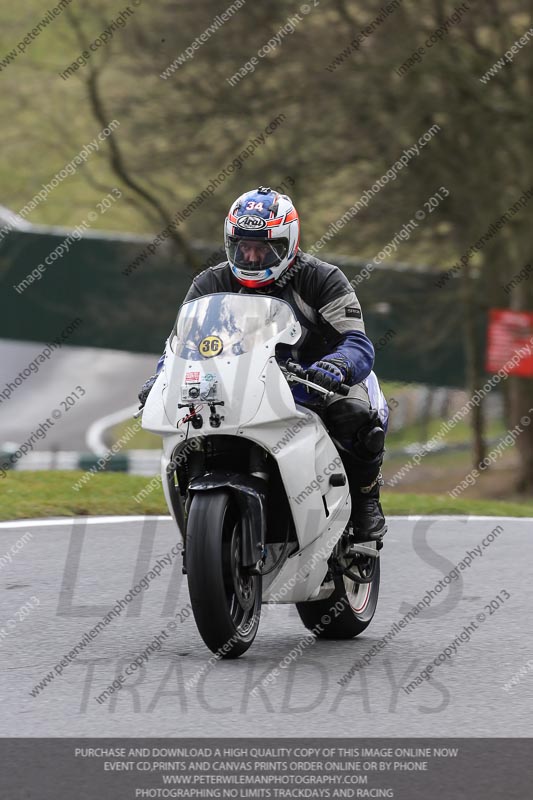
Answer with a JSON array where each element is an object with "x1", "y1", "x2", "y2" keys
[
  {"x1": 306, "y1": 359, "x2": 347, "y2": 392},
  {"x1": 138, "y1": 375, "x2": 157, "y2": 408}
]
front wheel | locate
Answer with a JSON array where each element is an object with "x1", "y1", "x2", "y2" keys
[
  {"x1": 186, "y1": 490, "x2": 261, "y2": 657},
  {"x1": 296, "y1": 548, "x2": 380, "y2": 639}
]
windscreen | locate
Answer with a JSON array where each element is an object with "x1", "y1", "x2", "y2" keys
[{"x1": 171, "y1": 293, "x2": 296, "y2": 361}]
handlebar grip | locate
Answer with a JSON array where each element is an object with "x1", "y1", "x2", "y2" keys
[
  {"x1": 285, "y1": 359, "x2": 305, "y2": 377},
  {"x1": 286, "y1": 360, "x2": 351, "y2": 397}
]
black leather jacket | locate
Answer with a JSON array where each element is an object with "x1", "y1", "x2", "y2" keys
[{"x1": 180, "y1": 250, "x2": 374, "y2": 382}]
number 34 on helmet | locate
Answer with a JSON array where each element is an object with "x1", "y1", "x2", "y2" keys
[{"x1": 224, "y1": 186, "x2": 300, "y2": 288}]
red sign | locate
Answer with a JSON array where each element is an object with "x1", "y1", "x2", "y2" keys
[{"x1": 486, "y1": 309, "x2": 533, "y2": 376}]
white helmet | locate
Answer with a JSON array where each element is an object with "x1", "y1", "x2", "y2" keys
[{"x1": 224, "y1": 186, "x2": 300, "y2": 288}]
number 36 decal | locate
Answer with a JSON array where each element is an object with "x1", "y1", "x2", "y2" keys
[{"x1": 199, "y1": 336, "x2": 224, "y2": 357}]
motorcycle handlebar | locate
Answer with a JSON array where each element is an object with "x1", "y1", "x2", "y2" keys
[
  {"x1": 335, "y1": 383, "x2": 351, "y2": 397},
  {"x1": 284, "y1": 360, "x2": 350, "y2": 397}
]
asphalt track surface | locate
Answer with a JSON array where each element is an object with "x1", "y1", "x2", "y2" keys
[
  {"x1": 0, "y1": 340, "x2": 155, "y2": 451},
  {"x1": 1, "y1": 515, "x2": 531, "y2": 737}
]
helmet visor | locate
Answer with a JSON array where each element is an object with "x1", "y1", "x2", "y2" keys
[{"x1": 227, "y1": 236, "x2": 288, "y2": 272}]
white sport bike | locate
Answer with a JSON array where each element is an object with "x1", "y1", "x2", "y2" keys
[{"x1": 141, "y1": 293, "x2": 382, "y2": 657}]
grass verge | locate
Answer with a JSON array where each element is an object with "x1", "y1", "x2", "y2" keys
[
  {"x1": 1, "y1": 471, "x2": 533, "y2": 521},
  {"x1": 0, "y1": 470, "x2": 164, "y2": 520},
  {"x1": 109, "y1": 419, "x2": 161, "y2": 450}
]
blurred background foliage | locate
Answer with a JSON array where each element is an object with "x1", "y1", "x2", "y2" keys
[
  {"x1": 0, "y1": 0, "x2": 529, "y2": 270},
  {"x1": 0, "y1": 0, "x2": 531, "y2": 491}
]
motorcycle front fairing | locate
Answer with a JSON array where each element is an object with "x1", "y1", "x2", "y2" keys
[
  {"x1": 142, "y1": 293, "x2": 351, "y2": 602},
  {"x1": 142, "y1": 293, "x2": 302, "y2": 432},
  {"x1": 141, "y1": 293, "x2": 305, "y2": 539}
]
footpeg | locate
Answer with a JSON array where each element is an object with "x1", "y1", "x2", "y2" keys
[
  {"x1": 346, "y1": 543, "x2": 379, "y2": 559},
  {"x1": 351, "y1": 523, "x2": 388, "y2": 545}
]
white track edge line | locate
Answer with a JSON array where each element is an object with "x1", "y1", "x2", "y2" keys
[{"x1": 0, "y1": 515, "x2": 532, "y2": 529}]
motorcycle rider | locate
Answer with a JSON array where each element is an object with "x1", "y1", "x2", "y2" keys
[{"x1": 139, "y1": 187, "x2": 387, "y2": 543}]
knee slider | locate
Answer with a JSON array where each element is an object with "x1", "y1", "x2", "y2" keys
[
  {"x1": 325, "y1": 398, "x2": 383, "y2": 454},
  {"x1": 360, "y1": 424, "x2": 385, "y2": 454}
]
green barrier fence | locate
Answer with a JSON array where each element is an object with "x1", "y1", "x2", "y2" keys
[{"x1": 0, "y1": 226, "x2": 491, "y2": 387}]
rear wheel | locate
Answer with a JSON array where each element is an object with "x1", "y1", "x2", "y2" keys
[
  {"x1": 186, "y1": 490, "x2": 261, "y2": 657},
  {"x1": 296, "y1": 543, "x2": 380, "y2": 639}
]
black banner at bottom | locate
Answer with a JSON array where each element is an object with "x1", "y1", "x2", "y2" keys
[{"x1": 0, "y1": 738, "x2": 530, "y2": 799}]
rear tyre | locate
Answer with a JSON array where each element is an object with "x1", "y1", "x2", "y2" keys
[
  {"x1": 186, "y1": 489, "x2": 261, "y2": 657},
  {"x1": 296, "y1": 547, "x2": 380, "y2": 639}
]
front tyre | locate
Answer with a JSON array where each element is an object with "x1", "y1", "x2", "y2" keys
[
  {"x1": 186, "y1": 490, "x2": 261, "y2": 657},
  {"x1": 296, "y1": 551, "x2": 380, "y2": 639}
]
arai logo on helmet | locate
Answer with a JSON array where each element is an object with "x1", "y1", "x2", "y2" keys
[{"x1": 236, "y1": 214, "x2": 267, "y2": 230}]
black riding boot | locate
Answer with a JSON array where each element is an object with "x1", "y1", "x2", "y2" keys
[
  {"x1": 339, "y1": 424, "x2": 387, "y2": 543},
  {"x1": 324, "y1": 398, "x2": 387, "y2": 545},
  {"x1": 350, "y1": 473, "x2": 387, "y2": 543}
]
